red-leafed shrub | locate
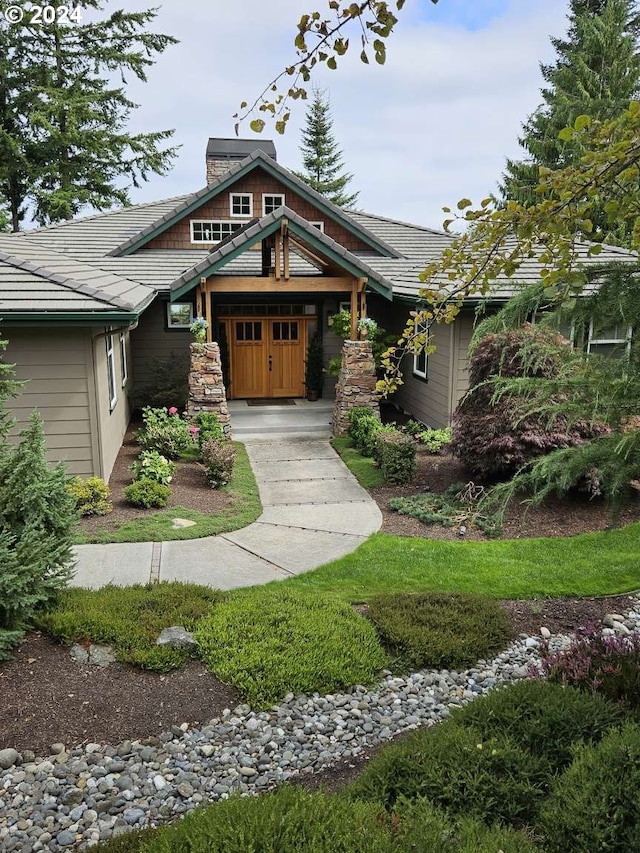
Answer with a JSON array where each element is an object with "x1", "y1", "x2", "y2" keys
[{"x1": 451, "y1": 325, "x2": 606, "y2": 478}]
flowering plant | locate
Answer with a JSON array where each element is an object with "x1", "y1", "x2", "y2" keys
[
  {"x1": 190, "y1": 317, "x2": 209, "y2": 343},
  {"x1": 130, "y1": 449, "x2": 175, "y2": 485},
  {"x1": 137, "y1": 406, "x2": 192, "y2": 458},
  {"x1": 357, "y1": 317, "x2": 378, "y2": 337}
]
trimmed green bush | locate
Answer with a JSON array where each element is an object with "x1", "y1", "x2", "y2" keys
[
  {"x1": 367, "y1": 592, "x2": 511, "y2": 671},
  {"x1": 36, "y1": 582, "x2": 220, "y2": 671},
  {"x1": 123, "y1": 478, "x2": 171, "y2": 508},
  {"x1": 539, "y1": 626, "x2": 640, "y2": 710},
  {"x1": 94, "y1": 786, "x2": 395, "y2": 853},
  {"x1": 393, "y1": 799, "x2": 542, "y2": 853},
  {"x1": 201, "y1": 437, "x2": 236, "y2": 487},
  {"x1": 450, "y1": 679, "x2": 626, "y2": 772},
  {"x1": 539, "y1": 723, "x2": 640, "y2": 852},
  {"x1": 418, "y1": 427, "x2": 453, "y2": 453},
  {"x1": 348, "y1": 406, "x2": 384, "y2": 456},
  {"x1": 195, "y1": 587, "x2": 386, "y2": 707},
  {"x1": 193, "y1": 411, "x2": 224, "y2": 451},
  {"x1": 130, "y1": 450, "x2": 175, "y2": 485},
  {"x1": 137, "y1": 406, "x2": 192, "y2": 459},
  {"x1": 375, "y1": 429, "x2": 416, "y2": 484},
  {"x1": 348, "y1": 721, "x2": 551, "y2": 826},
  {"x1": 67, "y1": 476, "x2": 113, "y2": 516}
]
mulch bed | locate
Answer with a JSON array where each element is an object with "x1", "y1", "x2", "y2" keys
[
  {"x1": 3, "y1": 424, "x2": 639, "y2": 792},
  {"x1": 76, "y1": 427, "x2": 230, "y2": 539}
]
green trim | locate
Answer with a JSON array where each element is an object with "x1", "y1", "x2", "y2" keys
[
  {"x1": 171, "y1": 217, "x2": 393, "y2": 302},
  {"x1": 118, "y1": 157, "x2": 397, "y2": 259}
]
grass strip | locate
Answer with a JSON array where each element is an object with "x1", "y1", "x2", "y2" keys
[{"x1": 331, "y1": 436, "x2": 385, "y2": 488}]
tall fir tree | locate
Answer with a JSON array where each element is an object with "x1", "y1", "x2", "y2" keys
[
  {"x1": 501, "y1": 0, "x2": 640, "y2": 240},
  {"x1": 0, "y1": 0, "x2": 179, "y2": 230},
  {"x1": 293, "y1": 88, "x2": 359, "y2": 208}
]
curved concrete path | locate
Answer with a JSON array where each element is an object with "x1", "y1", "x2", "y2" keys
[{"x1": 71, "y1": 401, "x2": 382, "y2": 590}]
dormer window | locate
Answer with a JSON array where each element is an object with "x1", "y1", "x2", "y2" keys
[
  {"x1": 263, "y1": 193, "x2": 285, "y2": 215},
  {"x1": 230, "y1": 193, "x2": 252, "y2": 217},
  {"x1": 191, "y1": 221, "x2": 242, "y2": 243},
  {"x1": 310, "y1": 221, "x2": 325, "y2": 233}
]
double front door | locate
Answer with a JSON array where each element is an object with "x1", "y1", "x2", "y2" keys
[{"x1": 230, "y1": 317, "x2": 307, "y2": 398}]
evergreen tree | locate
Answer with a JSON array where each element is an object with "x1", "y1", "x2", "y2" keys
[
  {"x1": 501, "y1": 0, "x2": 640, "y2": 234},
  {"x1": 293, "y1": 88, "x2": 359, "y2": 208},
  {"x1": 0, "y1": 0, "x2": 179, "y2": 229}
]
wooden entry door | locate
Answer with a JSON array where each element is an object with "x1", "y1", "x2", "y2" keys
[{"x1": 230, "y1": 318, "x2": 306, "y2": 398}]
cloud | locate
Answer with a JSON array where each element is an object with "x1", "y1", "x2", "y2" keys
[{"x1": 119, "y1": 0, "x2": 570, "y2": 229}]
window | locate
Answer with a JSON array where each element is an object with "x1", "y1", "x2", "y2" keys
[
  {"x1": 119, "y1": 331, "x2": 128, "y2": 387},
  {"x1": 190, "y1": 221, "x2": 242, "y2": 243},
  {"x1": 230, "y1": 193, "x2": 252, "y2": 217},
  {"x1": 106, "y1": 332, "x2": 117, "y2": 410},
  {"x1": 272, "y1": 321, "x2": 299, "y2": 341},
  {"x1": 235, "y1": 321, "x2": 263, "y2": 342},
  {"x1": 587, "y1": 320, "x2": 632, "y2": 358},
  {"x1": 412, "y1": 319, "x2": 429, "y2": 380},
  {"x1": 310, "y1": 221, "x2": 325, "y2": 232},
  {"x1": 167, "y1": 302, "x2": 193, "y2": 328},
  {"x1": 262, "y1": 193, "x2": 285, "y2": 215}
]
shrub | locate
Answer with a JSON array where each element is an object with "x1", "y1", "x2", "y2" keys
[
  {"x1": 0, "y1": 412, "x2": 75, "y2": 659},
  {"x1": 201, "y1": 437, "x2": 236, "y2": 487},
  {"x1": 348, "y1": 721, "x2": 551, "y2": 827},
  {"x1": 128, "y1": 351, "x2": 189, "y2": 411},
  {"x1": 538, "y1": 626, "x2": 640, "y2": 710},
  {"x1": 389, "y1": 481, "x2": 500, "y2": 536},
  {"x1": 67, "y1": 476, "x2": 112, "y2": 516},
  {"x1": 348, "y1": 406, "x2": 384, "y2": 457},
  {"x1": 451, "y1": 325, "x2": 605, "y2": 477},
  {"x1": 195, "y1": 587, "x2": 386, "y2": 707},
  {"x1": 450, "y1": 679, "x2": 625, "y2": 773},
  {"x1": 419, "y1": 427, "x2": 453, "y2": 453},
  {"x1": 123, "y1": 478, "x2": 171, "y2": 509},
  {"x1": 36, "y1": 583, "x2": 220, "y2": 671},
  {"x1": 137, "y1": 405, "x2": 192, "y2": 459},
  {"x1": 375, "y1": 429, "x2": 416, "y2": 484},
  {"x1": 393, "y1": 799, "x2": 542, "y2": 853},
  {"x1": 193, "y1": 411, "x2": 224, "y2": 451},
  {"x1": 130, "y1": 449, "x2": 175, "y2": 485},
  {"x1": 367, "y1": 591, "x2": 511, "y2": 671},
  {"x1": 403, "y1": 418, "x2": 424, "y2": 438},
  {"x1": 539, "y1": 723, "x2": 640, "y2": 852},
  {"x1": 95, "y1": 786, "x2": 396, "y2": 853}
]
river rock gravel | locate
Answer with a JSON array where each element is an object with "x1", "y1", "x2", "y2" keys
[{"x1": 1, "y1": 599, "x2": 639, "y2": 851}]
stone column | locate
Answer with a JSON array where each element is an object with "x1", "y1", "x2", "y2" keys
[
  {"x1": 332, "y1": 340, "x2": 380, "y2": 436},
  {"x1": 187, "y1": 342, "x2": 232, "y2": 438}
]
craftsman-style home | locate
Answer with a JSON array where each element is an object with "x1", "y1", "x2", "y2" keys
[{"x1": 0, "y1": 138, "x2": 634, "y2": 478}]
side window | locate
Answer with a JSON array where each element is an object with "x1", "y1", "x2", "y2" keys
[
  {"x1": 106, "y1": 332, "x2": 117, "y2": 410},
  {"x1": 119, "y1": 331, "x2": 128, "y2": 387},
  {"x1": 412, "y1": 319, "x2": 429, "y2": 380},
  {"x1": 167, "y1": 302, "x2": 193, "y2": 329}
]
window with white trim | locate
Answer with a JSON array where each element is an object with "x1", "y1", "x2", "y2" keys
[
  {"x1": 167, "y1": 302, "x2": 193, "y2": 328},
  {"x1": 412, "y1": 319, "x2": 429, "y2": 380},
  {"x1": 262, "y1": 193, "x2": 285, "y2": 215},
  {"x1": 190, "y1": 221, "x2": 242, "y2": 243},
  {"x1": 106, "y1": 332, "x2": 117, "y2": 410},
  {"x1": 229, "y1": 193, "x2": 252, "y2": 217},
  {"x1": 587, "y1": 320, "x2": 632, "y2": 358},
  {"x1": 310, "y1": 221, "x2": 325, "y2": 232},
  {"x1": 119, "y1": 331, "x2": 128, "y2": 387}
]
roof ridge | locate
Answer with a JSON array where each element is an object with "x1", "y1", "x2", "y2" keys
[{"x1": 0, "y1": 248, "x2": 136, "y2": 310}]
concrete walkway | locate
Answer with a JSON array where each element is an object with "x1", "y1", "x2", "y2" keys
[{"x1": 71, "y1": 400, "x2": 382, "y2": 590}]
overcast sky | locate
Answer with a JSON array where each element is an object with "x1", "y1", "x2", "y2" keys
[{"x1": 115, "y1": 0, "x2": 571, "y2": 230}]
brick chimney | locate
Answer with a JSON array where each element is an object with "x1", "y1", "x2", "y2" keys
[{"x1": 206, "y1": 138, "x2": 277, "y2": 184}]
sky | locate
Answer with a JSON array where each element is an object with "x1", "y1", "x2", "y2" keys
[{"x1": 100, "y1": 0, "x2": 572, "y2": 230}]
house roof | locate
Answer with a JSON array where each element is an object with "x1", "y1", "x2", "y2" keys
[
  {"x1": 0, "y1": 235, "x2": 154, "y2": 322},
  {"x1": 107, "y1": 150, "x2": 402, "y2": 259},
  {"x1": 170, "y1": 206, "x2": 396, "y2": 301}
]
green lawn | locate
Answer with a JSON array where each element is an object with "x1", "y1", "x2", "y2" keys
[
  {"x1": 330, "y1": 436, "x2": 385, "y2": 488},
  {"x1": 73, "y1": 442, "x2": 261, "y2": 544},
  {"x1": 284, "y1": 526, "x2": 640, "y2": 601}
]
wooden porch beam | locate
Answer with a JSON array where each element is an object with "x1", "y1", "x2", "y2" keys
[
  {"x1": 209, "y1": 276, "x2": 357, "y2": 293},
  {"x1": 201, "y1": 276, "x2": 212, "y2": 342},
  {"x1": 350, "y1": 279, "x2": 358, "y2": 340},
  {"x1": 283, "y1": 219, "x2": 290, "y2": 281}
]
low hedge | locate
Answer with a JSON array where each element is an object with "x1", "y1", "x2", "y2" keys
[
  {"x1": 36, "y1": 583, "x2": 220, "y2": 671},
  {"x1": 367, "y1": 592, "x2": 511, "y2": 671},
  {"x1": 374, "y1": 429, "x2": 416, "y2": 484},
  {"x1": 348, "y1": 406, "x2": 384, "y2": 457},
  {"x1": 195, "y1": 587, "x2": 386, "y2": 706}
]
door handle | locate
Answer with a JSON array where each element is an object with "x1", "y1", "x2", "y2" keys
[{"x1": 268, "y1": 355, "x2": 272, "y2": 371}]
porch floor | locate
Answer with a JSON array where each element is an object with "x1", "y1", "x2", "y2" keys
[{"x1": 228, "y1": 398, "x2": 333, "y2": 441}]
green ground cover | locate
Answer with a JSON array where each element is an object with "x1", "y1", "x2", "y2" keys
[{"x1": 331, "y1": 436, "x2": 386, "y2": 488}]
